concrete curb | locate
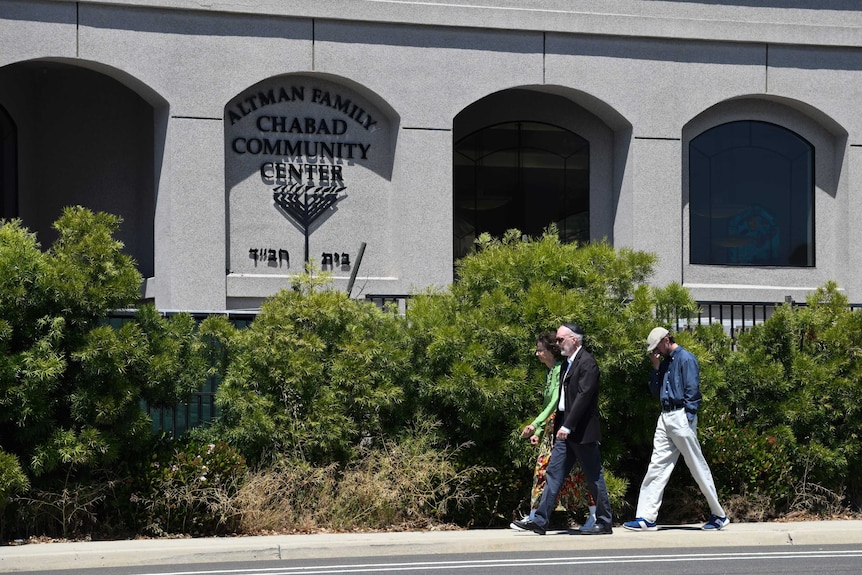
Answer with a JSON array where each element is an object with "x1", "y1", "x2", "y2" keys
[{"x1": 2, "y1": 520, "x2": 861, "y2": 572}]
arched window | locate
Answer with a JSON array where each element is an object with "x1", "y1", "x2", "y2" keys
[
  {"x1": 690, "y1": 121, "x2": 814, "y2": 267},
  {"x1": 453, "y1": 121, "x2": 589, "y2": 261}
]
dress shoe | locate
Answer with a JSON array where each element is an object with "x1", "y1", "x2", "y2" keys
[
  {"x1": 511, "y1": 519, "x2": 546, "y2": 535},
  {"x1": 577, "y1": 524, "x2": 613, "y2": 535}
]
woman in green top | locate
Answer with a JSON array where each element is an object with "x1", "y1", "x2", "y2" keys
[{"x1": 512, "y1": 332, "x2": 596, "y2": 529}]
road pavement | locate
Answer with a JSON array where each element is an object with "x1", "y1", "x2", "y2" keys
[{"x1": 2, "y1": 520, "x2": 861, "y2": 572}]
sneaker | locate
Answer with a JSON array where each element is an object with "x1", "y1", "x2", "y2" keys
[
  {"x1": 510, "y1": 512, "x2": 533, "y2": 530},
  {"x1": 511, "y1": 518, "x2": 546, "y2": 535},
  {"x1": 702, "y1": 515, "x2": 730, "y2": 530},
  {"x1": 580, "y1": 514, "x2": 597, "y2": 531},
  {"x1": 623, "y1": 517, "x2": 658, "y2": 531}
]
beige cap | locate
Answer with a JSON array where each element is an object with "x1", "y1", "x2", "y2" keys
[{"x1": 646, "y1": 327, "x2": 669, "y2": 352}]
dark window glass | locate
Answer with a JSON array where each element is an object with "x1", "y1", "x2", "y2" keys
[
  {"x1": 690, "y1": 121, "x2": 814, "y2": 267},
  {"x1": 453, "y1": 122, "x2": 589, "y2": 261}
]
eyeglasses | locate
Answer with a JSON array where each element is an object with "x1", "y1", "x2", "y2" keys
[{"x1": 556, "y1": 335, "x2": 571, "y2": 343}]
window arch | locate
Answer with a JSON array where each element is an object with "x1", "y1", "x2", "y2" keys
[
  {"x1": 689, "y1": 120, "x2": 814, "y2": 267},
  {"x1": 453, "y1": 121, "x2": 589, "y2": 261}
]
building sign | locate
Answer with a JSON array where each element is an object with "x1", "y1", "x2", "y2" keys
[{"x1": 225, "y1": 75, "x2": 394, "y2": 284}]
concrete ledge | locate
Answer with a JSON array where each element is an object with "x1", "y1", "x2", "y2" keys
[{"x1": 36, "y1": 0, "x2": 862, "y2": 48}]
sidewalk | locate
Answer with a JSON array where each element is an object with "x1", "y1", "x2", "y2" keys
[{"x1": 2, "y1": 520, "x2": 861, "y2": 572}]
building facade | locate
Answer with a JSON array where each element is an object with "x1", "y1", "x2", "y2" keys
[{"x1": 1, "y1": 0, "x2": 860, "y2": 310}]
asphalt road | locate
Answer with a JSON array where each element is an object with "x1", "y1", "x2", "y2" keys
[{"x1": 15, "y1": 545, "x2": 862, "y2": 575}]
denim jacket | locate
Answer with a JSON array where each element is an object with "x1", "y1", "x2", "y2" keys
[{"x1": 647, "y1": 345, "x2": 702, "y2": 420}]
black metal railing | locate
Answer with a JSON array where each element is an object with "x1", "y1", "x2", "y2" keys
[
  {"x1": 676, "y1": 300, "x2": 862, "y2": 349},
  {"x1": 673, "y1": 300, "x2": 782, "y2": 350}
]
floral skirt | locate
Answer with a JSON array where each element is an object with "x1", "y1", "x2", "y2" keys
[{"x1": 529, "y1": 412, "x2": 595, "y2": 512}]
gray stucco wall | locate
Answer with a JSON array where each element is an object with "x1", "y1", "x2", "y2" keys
[{"x1": 2, "y1": 0, "x2": 862, "y2": 309}]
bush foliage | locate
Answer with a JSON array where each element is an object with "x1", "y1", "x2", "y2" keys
[
  {"x1": 2, "y1": 214, "x2": 861, "y2": 540},
  {"x1": 713, "y1": 282, "x2": 862, "y2": 513},
  {"x1": 201, "y1": 270, "x2": 411, "y2": 467},
  {"x1": 0, "y1": 209, "x2": 213, "y2": 538}
]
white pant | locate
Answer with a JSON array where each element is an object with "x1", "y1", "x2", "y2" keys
[{"x1": 635, "y1": 409, "x2": 726, "y2": 522}]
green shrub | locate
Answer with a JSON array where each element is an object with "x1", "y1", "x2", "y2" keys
[
  {"x1": 702, "y1": 409, "x2": 793, "y2": 506},
  {"x1": 711, "y1": 282, "x2": 862, "y2": 512},
  {"x1": 208, "y1": 268, "x2": 410, "y2": 467},
  {"x1": 0, "y1": 209, "x2": 215, "y2": 539},
  {"x1": 642, "y1": 296, "x2": 861, "y2": 520},
  {"x1": 7, "y1": 207, "x2": 854, "y2": 536},
  {"x1": 0, "y1": 210, "x2": 145, "y2": 516}
]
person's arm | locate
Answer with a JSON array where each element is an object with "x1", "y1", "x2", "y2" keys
[
  {"x1": 530, "y1": 364, "x2": 561, "y2": 433},
  {"x1": 679, "y1": 352, "x2": 703, "y2": 420},
  {"x1": 647, "y1": 360, "x2": 665, "y2": 399}
]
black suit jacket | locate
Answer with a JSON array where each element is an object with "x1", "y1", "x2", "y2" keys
[{"x1": 556, "y1": 347, "x2": 602, "y2": 444}]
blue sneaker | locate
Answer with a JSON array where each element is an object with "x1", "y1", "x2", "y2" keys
[
  {"x1": 702, "y1": 515, "x2": 730, "y2": 530},
  {"x1": 623, "y1": 517, "x2": 657, "y2": 531}
]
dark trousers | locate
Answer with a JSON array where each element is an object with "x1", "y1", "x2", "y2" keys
[{"x1": 533, "y1": 436, "x2": 613, "y2": 529}]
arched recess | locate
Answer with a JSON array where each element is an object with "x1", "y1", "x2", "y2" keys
[
  {"x1": 682, "y1": 96, "x2": 848, "y2": 291},
  {"x1": 0, "y1": 105, "x2": 17, "y2": 219},
  {"x1": 453, "y1": 87, "x2": 631, "y2": 262},
  {"x1": 0, "y1": 59, "x2": 168, "y2": 280}
]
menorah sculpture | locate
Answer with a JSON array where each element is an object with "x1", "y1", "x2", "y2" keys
[{"x1": 273, "y1": 182, "x2": 346, "y2": 262}]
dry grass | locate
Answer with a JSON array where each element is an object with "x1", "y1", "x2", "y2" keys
[
  {"x1": 723, "y1": 490, "x2": 780, "y2": 522},
  {"x1": 233, "y1": 461, "x2": 334, "y2": 533},
  {"x1": 140, "y1": 481, "x2": 243, "y2": 536},
  {"x1": 234, "y1": 430, "x2": 490, "y2": 534},
  {"x1": 787, "y1": 481, "x2": 849, "y2": 518}
]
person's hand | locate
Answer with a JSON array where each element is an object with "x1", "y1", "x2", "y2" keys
[
  {"x1": 529, "y1": 434, "x2": 540, "y2": 446},
  {"x1": 521, "y1": 424, "x2": 535, "y2": 438},
  {"x1": 650, "y1": 351, "x2": 661, "y2": 369},
  {"x1": 556, "y1": 429, "x2": 569, "y2": 441}
]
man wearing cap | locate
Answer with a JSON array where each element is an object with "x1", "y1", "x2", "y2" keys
[
  {"x1": 512, "y1": 323, "x2": 613, "y2": 535},
  {"x1": 623, "y1": 327, "x2": 729, "y2": 532}
]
